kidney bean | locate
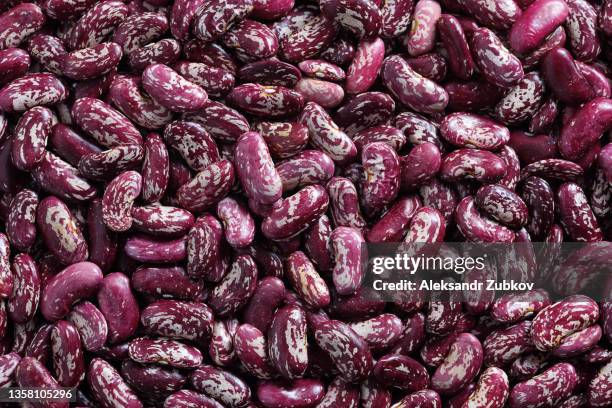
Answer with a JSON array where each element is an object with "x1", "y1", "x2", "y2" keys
[
  {"x1": 230, "y1": 83, "x2": 305, "y2": 118},
  {"x1": 335, "y1": 92, "x2": 397, "y2": 136},
  {"x1": 170, "y1": 0, "x2": 207, "y2": 41},
  {"x1": 102, "y1": 170, "x2": 142, "y2": 232},
  {"x1": 464, "y1": 367, "x2": 509, "y2": 408},
  {"x1": 208, "y1": 254, "x2": 258, "y2": 317},
  {"x1": 286, "y1": 251, "x2": 330, "y2": 308},
  {"x1": 267, "y1": 304, "x2": 308, "y2": 379},
  {"x1": 440, "y1": 149, "x2": 507, "y2": 184},
  {"x1": 77, "y1": 144, "x2": 143, "y2": 181},
  {"x1": 314, "y1": 319, "x2": 373, "y2": 382},
  {"x1": 172, "y1": 61, "x2": 235, "y2": 98},
  {"x1": 302, "y1": 215, "x2": 333, "y2": 273},
  {"x1": 66, "y1": 1, "x2": 128, "y2": 50},
  {"x1": 345, "y1": 37, "x2": 385, "y2": 95},
  {"x1": 520, "y1": 158, "x2": 584, "y2": 182},
  {"x1": 243, "y1": 276, "x2": 286, "y2": 333},
  {"x1": 320, "y1": 0, "x2": 381, "y2": 38},
  {"x1": 471, "y1": 28, "x2": 524, "y2": 88},
  {"x1": 47, "y1": 124, "x2": 100, "y2": 167},
  {"x1": 60, "y1": 42, "x2": 122, "y2": 81},
  {"x1": 430, "y1": 333, "x2": 483, "y2": 396},
  {"x1": 393, "y1": 389, "x2": 442, "y2": 408},
  {"x1": 142, "y1": 64, "x2": 208, "y2": 113},
  {"x1": 121, "y1": 359, "x2": 186, "y2": 401},
  {"x1": 565, "y1": 0, "x2": 600, "y2": 62},
  {"x1": 0, "y1": 3, "x2": 45, "y2": 50},
  {"x1": 0, "y1": 73, "x2": 68, "y2": 113},
  {"x1": 72, "y1": 97, "x2": 143, "y2": 148},
  {"x1": 256, "y1": 379, "x2": 324, "y2": 408},
  {"x1": 330, "y1": 226, "x2": 365, "y2": 296},
  {"x1": 132, "y1": 265, "x2": 204, "y2": 300},
  {"x1": 191, "y1": 365, "x2": 251, "y2": 407},
  {"x1": 509, "y1": 362, "x2": 577, "y2": 408},
  {"x1": 298, "y1": 59, "x2": 344, "y2": 82},
  {"x1": 542, "y1": 48, "x2": 594, "y2": 106},
  {"x1": 406, "y1": 53, "x2": 448, "y2": 82},
  {"x1": 239, "y1": 58, "x2": 302, "y2": 87},
  {"x1": 186, "y1": 215, "x2": 222, "y2": 281},
  {"x1": 455, "y1": 196, "x2": 516, "y2": 242},
  {"x1": 36, "y1": 196, "x2": 89, "y2": 265},
  {"x1": 124, "y1": 234, "x2": 187, "y2": 263},
  {"x1": 494, "y1": 72, "x2": 546, "y2": 125},
  {"x1": 530, "y1": 295, "x2": 599, "y2": 351},
  {"x1": 40, "y1": 261, "x2": 102, "y2": 321},
  {"x1": 406, "y1": 0, "x2": 441, "y2": 57},
  {"x1": 66, "y1": 301, "x2": 108, "y2": 352},
  {"x1": 483, "y1": 320, "x2": 534, "y2": 367},
  {"x1": 15, "y1": 357, "x2": 69, "y2": 408},
  {"x1": 141, "y1": 300, "x2": 213, "y2": 341},
  {"x1": 192, "y1": 0, "x2": 253, "y2": 42},
  {"x1": 278, "y1": 11, "x2": 337, "y2": 63},
  {"x1": 275, "y1": 150, "x2": 334, "y2": 193},
  {"x1": 559, "y1": 97, "x2": 612, "y2": 161},
  {"x1": 588, "y1": 360, "x2": 612, "y2": 407},
  {"x1": 222, "y1": 19, "x2": 278, "y2": 61},
  {"x1": 552, "y1": 324, "x2": 602, "y2": 358},
  {"x1": 98, "y1": 272, "x2": 140, "y2": 343},
  {"x1": 558, "y1": 182, "x2": 603, "y2": 242},
  {"x1": 176, "y1": 159, "x2": 233, "y2": 211},
  {"x1": 294, "y1": 78, "x2": 344, "y2": 109},
  {"x1": 262, "y1": 185, "x2": 329, "y2": 240},
  {"x1": 474, "y1": 184, "x2": 528, "y2": 229},
  {"x1": 508, "y1": 131, "x2": 558, "y2": 166},
  {"x1": 437, "y1": 14, "x2": 474, "y2": 80},
  {"x1": 27, "y1": 34, "x2": 65, "y2": 75},
  {"x1": 32, "y1": 152, "x2": 97, "y2": 202},
  {"x1": 0, "y1": 352, "x2": 20, "y2": 387},
  {"x1": 8, "y1": 253, "x2": 39, "y2": 324},
  {"x1": 6, "y1": 189, "x2": 37, "y2": 251},
  {"x1": 440, "y1": 113, "x2": 509, "y2": 150},
  {"x1": 128, "y1": 337, "x2": 203, "y2": 368},
  {"x1": 490, "y1": 290, "x2": 550, "y2": 324},
  {"x1": 233, "y1": 324, "x2": 276, "y2": 379},
  {"x1": 0, "y1": 47, "x2": 30, "y2": 86},
  {"x1": 164, "y1": 390, "x2": 225, "y2": 408},
  {"x1": 382, "y1": 55, "x2": 449, "y2": 114},
  {"x1": 50, "y1": 320, "x2": 85, "y2": 387},
  {"x1": 461, "y1": 0, "x2": 521, "y2": 29},
  {"x1": 108, "y1": 76, "x2": 173, "y2": 130},
  {"x1": 373, "y1": 354, "x2": 429, "y2": 391},
  {"x1": 88, "y1": 358, "x2": 143, "y2": 408},
  {"x1": 163, "y1": 121, "x2": 219, "y2": 172},
  {"x1": 128, "y1": 38, "x2": 182, "y2": 72},
  {"x1": 0, "y1": 234, "x2": 9, "y2": 299},
  {"x1": 353, "y1": 126, "x2": 406, "y2": 154},
  {"x1": 112, "y1": 11, "x2": 168, "y2": 53},
  {"x1": 216, "y1": 197, "x2": 255, "y2": 248},
  {"x1": 509, "y1": 0, "x2": 568, "y2": 54}
]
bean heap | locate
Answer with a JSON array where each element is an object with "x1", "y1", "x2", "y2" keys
[{"x1": 0, "y1": 0, "x2": 611, "y2": 406}]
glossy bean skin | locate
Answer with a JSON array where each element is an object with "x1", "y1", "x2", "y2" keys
[
  {"x1": 374, "y1": 354, "x2": 429, "y2": 391},
  {"x1": 8, "y1": 254, "x2": 40, "y2": 324},
  {"x1": 361, "y1": 142, "x2": 401, "y2": 210},
  {"x1": 381, "y1": 55, "x2": 449, "y2": 114},
  {"x1": 559, "y1": 97, "x2": 612, "y2": 161},
  {"x1": 286, "y1": 251, "x2": 330, "y2": 308},
  {"x1": 508, "y1": 363, "x2": 578, "y2": 408},
  {"x1": 6, "y1": 189, "x2": 38, "y2": 251},
  {"x1": 300, "y1": 102, "x2": 357, "y2": 165},
  {"x1": 268, "y1": 304, "x2": 308, "y2": 379},
  {"x1": 15, "y1": 357, "x2": 69, "y2": 408},
  {"x1": 367, "y1": 195, "x2": 420, "y2": 242},
  {"x1": 475, "y1": 185, "x2": 528, "y2": 229},
  {"x1": 440, "y1": 149, "x2": 507, "y2": 184},
  {"x1": 437, "y1": 14, "x2": 474, "y2": 80},
  {"x1": 461, "y1": 0, "x2": 521, "y2": 30},
  {"x1": 0, "y1": 234, "x2": 10, "y2": 298},
  {"x1": 97, "y1": 272, "x2": 140, "y2": 344},
  {"x1": 314, "y1": 319, "x2": 373, "y2": 383},
  {"x1": 509, "y1": 0, "x2": 569, "y2": 54},
  {"x1": 109, "y1": 76, "x2": 173, "y2": 130},
  {"x1": 190, "y1": 365, "x2": 251, "y2": 407},
  {"x1": 320, "y1": 0, "x2": 381, "y2": 38},
  {"x1": 335, "y1": 92, "x2": 396, "y2": 136},
  {"x1": 431, "y1": 333, "x2": 483, "y2": 396},
  {"x1": 132, "y1": 266, "x2": 205, "y2": 300},
  {"x1": 217, "y1": 197, "x2": 255, "y2": 248},
  {"x1": 87, "y1": 358, "x2": 143, "y2": 408},
  {"x1": 440, "y1": 113, "x2": 509, "y2": 150},
  {"x1": 262, "y1": 185, "x2": 329, "y2": 240},
  {"x1": 565, "y1": 0, "x2": 600, "y2": 62},
  {"x1": 228, "y1": 83, "x2": 304, "y2": 117},
  {"x1": 393, "y1": 390, "x2": 442, "y2": 408},
  {"x1": 406, "y1": 0, "x2": 441, "y2": 57},
  {"x1": 36, "y1": 196, "x2": 89, "y2": 265},
  {"x1": 12, "y1": 106, "x2": 56, "y2": 171},
  {"x1": 558, "y1": 182, "x2": 603, "y2": 242},
  {"x1": 66, "y1": 1, "x2": 129, "y2": 50},
  {"x1": 208, "y1": 254, "x2": 258, "y2": 317},
  {"x1": 102, "y1": 170, "x2": 142, "y2": 232},
  {"x1": 257, "y1": 379, "x2": 325, "y2": 408},
  {"x1": 470, "y1": 28, "x2": 524, "y2": 88},
  {"x1": 51, "y1": 320, "x2": 85, "y2": 387},
  {"x1": 40, "y1": 262, "x2": 102, "y2": 321},
  {"x1": 531, "y1": 295, "x2": 599, "y2": 351},
  {"x1": 0, "y1": 73, "x2": 68, "y2": 113},
  {"x1": 465, "y1": 367, "x2": 509, "y2": 408},
  {"x1": 494, "y1": 72, "x2": 546, "y2": 126},
  {"x1": 346, "y1": 37, "x2": 385, "y2": 95},
  {"x1": 243, "y1": 276, "x2": 286, "y2": 333},
  {"x1": 455, "y1": 197, "x2": 516, "y2": 243},
  {"x1": 128, "y1": 337, "x2": 202, "y2": 368},
  {"x1": 588, "y1": 360, "x2": 612, "y2": 407},
  {"x1": 541, "y1": 47, "x2": 595, "y2": 105},
  {"x1": 66, "y1": 301, "x2": 108, "y2": 352}
]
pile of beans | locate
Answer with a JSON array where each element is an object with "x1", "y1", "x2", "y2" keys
[{"x1": 0, "y1": 0, "x2": 611, "y2": 406}]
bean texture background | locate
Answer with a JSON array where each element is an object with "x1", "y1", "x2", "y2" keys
[{"x1": 0, "y1": 0, "x2": 611, "y2": 407}]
